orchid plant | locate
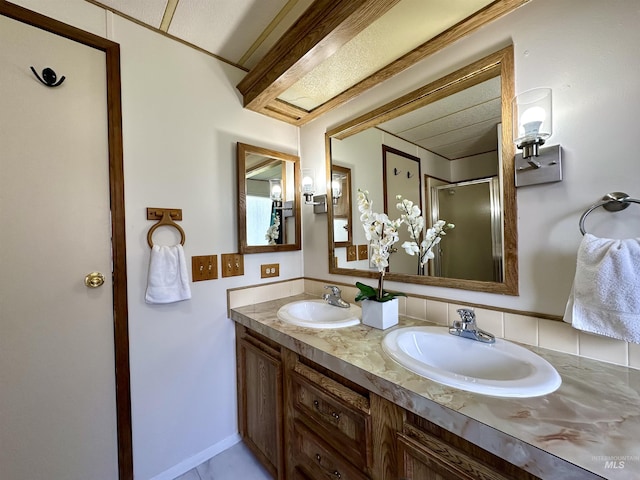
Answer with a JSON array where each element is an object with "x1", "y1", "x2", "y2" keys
[
  {"x1": 355, "y1": 189, "x2": 454, "y2": 301},
  {"x1": 355, "y1": 189, "x2": 405, "y2": 302},
  {"x1": 265, "y1": 212, "x2": 281, "y2": 245},
  {"x1": 396, "y1": 197, "x2": 454, "y2": 274}
]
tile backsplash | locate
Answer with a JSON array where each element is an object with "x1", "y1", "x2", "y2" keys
[{"x1": 228, "y1": 278, "x2": 639, "y2": 370}]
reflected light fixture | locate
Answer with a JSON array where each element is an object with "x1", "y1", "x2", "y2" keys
[
  {"x1": 269, "y1": 179, "x2": 282, "y2": 202},
  {"x1": 269, "y1": 178, "x2": 293, "y2": 215},
  {"x1": 331, "y1": 174, "x2": 343, "y2": 204},
  {"x1": 512, "y1": 87, "x2": 562, "y2": 187}
]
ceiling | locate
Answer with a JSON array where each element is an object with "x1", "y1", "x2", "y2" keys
[
  {"x1": 86, "y1": 0, "x2": 527, "y2": 126},
  {"x1": 86, "y1": 0, "x2": 315, "y2": 71}
]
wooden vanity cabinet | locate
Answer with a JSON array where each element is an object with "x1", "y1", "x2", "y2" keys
[
  {"x1": 235, "y1": 325, "x2": 539, "y2": 480},
  {"x1": 398, "y1": 412, "x2": 541, "y2": 480},
  {"x1": 236, "y1": 325, "x2": 284, "y2": 479}
]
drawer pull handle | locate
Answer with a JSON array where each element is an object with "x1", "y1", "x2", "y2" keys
[
  {"x1": 316, "y1": 453, "x2": 321, "y2": 462},
  {"x1": 333, "y1": 471, "x2": 341, "y2": 479},
  {"x1": 313, "y1": 400, "x2": 319, "y2": 408},
  {"x1": 332, "y1": 412, "x2": 340, "y2": 420}
]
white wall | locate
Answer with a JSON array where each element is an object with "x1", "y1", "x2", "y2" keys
[
  {"x1": 301, "y1": 0, "x2": 640, "y2": 316},
  {"x1": 10, "y1": 0, "x2": 640, "y2": 476},
  {"x1": 7, "y1": 1, "x2": 300, "y2": 479}
]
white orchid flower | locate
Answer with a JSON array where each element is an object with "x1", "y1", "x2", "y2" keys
[{"x1": 402, "y1": 241, "x2": 419, "y2": 255}]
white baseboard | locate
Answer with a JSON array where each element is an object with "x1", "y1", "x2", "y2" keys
[{"x1": 150, "y1": 433, "x2": 242, "y2": 480}]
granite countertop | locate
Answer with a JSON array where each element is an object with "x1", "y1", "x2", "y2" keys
[{"x1": 231, "y1": 294, "x2": 640, "y2": 480}]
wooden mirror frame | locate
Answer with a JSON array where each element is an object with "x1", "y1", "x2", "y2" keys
[
  {"x1": 325, "y1": 46, "x2": 518, "y2": 295},
  {"x1": 237, "y1": 142, "x2": 302, "y2": 253},
  {"x1": 331, "y1": 164, "x2": 353, "y2": 248}
]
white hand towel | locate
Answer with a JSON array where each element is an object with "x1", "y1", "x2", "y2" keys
[
  {"x1": 145, "y1": 244, "x2": 191, "y2": 304},
  {"x1": 563, "y1": 233, "x2": 640, "y2": 343}
]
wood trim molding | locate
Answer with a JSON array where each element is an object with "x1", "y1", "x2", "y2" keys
[
  {"x1": 0, "y1": 3, "x2": 133, "y2": 479},
  {"x1": 236, "y1": 0, "x2": 402, "y2": 112},
  {"x1": 238, "y1": 0, "x2": 530, "y2": 125}
]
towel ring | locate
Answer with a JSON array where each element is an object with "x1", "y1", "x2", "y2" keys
[
  {"x1": 579, "y1": 191, "x2": 640, "y2": 235},
  {"x1": 147, "y1": 210, "x2": 186, "y2": 248}
]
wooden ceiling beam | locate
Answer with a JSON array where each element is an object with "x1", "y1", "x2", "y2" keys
[{"x1": 236, "y1": 0, "x2": 402, "y2": 112}]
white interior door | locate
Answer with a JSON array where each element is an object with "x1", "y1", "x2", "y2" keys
[{"x1": 0, "y1": 15, "x2": 118, "y2": 480}]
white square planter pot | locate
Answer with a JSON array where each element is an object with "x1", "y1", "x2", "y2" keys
[{"x1": 361, "y1": 298, "x2": 399, "y2": 330}]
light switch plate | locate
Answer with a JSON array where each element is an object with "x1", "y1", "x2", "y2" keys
[
  {"x1": 221, "y1": 253, "x2": 244, "y2": 277},
  {"x1": 192, "y1": 255, "x2": 217, "y2": 282},
  {"x1": 346, "y1": 245, "x2": 357, "y2": 262}
]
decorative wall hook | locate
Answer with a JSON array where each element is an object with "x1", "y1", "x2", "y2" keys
[
  {"x1": 393, "y1": 168, "x2": 402, "y2": 176},
  {"x1": 407, "y1": 171, "x2": 414, "y2": 179},
  {"x1": 30, "y1": 66, "x2": 66, "y2": 87}
]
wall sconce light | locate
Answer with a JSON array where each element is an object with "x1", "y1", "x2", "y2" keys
[
  {"x1": 331, "y1": 174, "x2": 343, "y2": 205},
  {"x1": 512, "y1": 87, "x2": 562, "y2": 187},
  {"x1": 301, "y1": 168, "x2": 326, "y2": 211},
  {"x1": 301, "y1": 168, "x2": 317, "y2": 203}
]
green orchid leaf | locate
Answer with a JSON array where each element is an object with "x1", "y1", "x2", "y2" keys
[
  {"x1": 354, "y1": 282, "x2": 406, "y2": 303},
  {"x1": 355, "y1": 281, "x2": 377, "y2": 301}
]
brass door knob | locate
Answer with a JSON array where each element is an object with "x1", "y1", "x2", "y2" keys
[{"x1": 84, "y1": 272, "x2": 105, "y2": 288}]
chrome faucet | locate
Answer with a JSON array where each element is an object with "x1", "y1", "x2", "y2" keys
[
  {"x1": 449, "y1": 308, "x2": 495, "y2": 344},
  {"x1": 322, "y1": 285, "x2": 350, "y2": 308}
]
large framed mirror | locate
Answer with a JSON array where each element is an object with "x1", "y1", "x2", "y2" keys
[
  {"x1": 237, "y1": 142, "x2": 301, "y2": 253},
  {"x1": 326, "y1": 46, "x2": 517, "y2": 295}
]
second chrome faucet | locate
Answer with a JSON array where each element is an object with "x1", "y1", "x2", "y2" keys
[
  {"x1": 322, "y1": 285, "x2": 350, "y2": 308},
  {"x1": 449, "y1": 308, "x2": 495, "y2": 344}
]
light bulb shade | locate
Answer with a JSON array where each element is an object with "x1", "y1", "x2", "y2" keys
[
  {"x1": 301, "y1": 168, "x2": 316, "y2": 195},
  {"x1": 512, "y1": 88, "x2": 553, "y2": 146},
  {"x1": 269, "y1": 179, "x2": 282, "y2": 201}
]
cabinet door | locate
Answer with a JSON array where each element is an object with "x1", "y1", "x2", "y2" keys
[
  {"x1": 237, "y1": 330, "x2": 283, "y2": 479},
  {"x1": 293, "y1": 420, "x2": 369, "y2": 480},
  {"x1": 398, "y1": 434, "x2": 512, "y2": 480}
]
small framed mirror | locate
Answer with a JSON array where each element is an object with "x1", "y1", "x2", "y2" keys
[{"x1": 237, "y1": 142, "x2": 301, "y2": 253}]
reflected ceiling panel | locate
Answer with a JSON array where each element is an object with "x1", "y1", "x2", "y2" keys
[{"x1": 377, "y1": 76, "x2": 501, "y2": 159}]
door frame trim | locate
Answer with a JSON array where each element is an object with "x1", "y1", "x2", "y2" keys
[{"x1": 0, "y1": 2, "x2": 133, "y2": 478}]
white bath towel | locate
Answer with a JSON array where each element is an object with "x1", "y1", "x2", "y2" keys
[
  {"x1": 145, "y1": 244, "x2": 191, "y2": 304},
  {"x1": 563, "y1": 233, "x2": 640, "y2": 344}
]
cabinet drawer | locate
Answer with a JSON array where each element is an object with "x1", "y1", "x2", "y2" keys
[
  {"x1": 293, "y1": 420, "x2": 369, "y2": 480},
  {"x1": 291, "y1": 367, "x2": 371, "y2": 469}
]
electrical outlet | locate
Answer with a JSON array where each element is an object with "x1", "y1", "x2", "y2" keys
[
  {"x1": 260, "y1": 263, "x2": 280, "y2": 278},
  {"x1": 357, "y1": 245, "x2": 368, "y2": 260},
  {"x1": 346, "y1": 245, "x2": 357, "y2": 262},
  {"x1": 192, "y1": 255, "x2": 217, "y2": 282},
  {"x1": 221, "y1": 253, "x2": 244, "y2": 277}
]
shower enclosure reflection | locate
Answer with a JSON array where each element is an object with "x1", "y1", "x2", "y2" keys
[{"x1": 430, "y1": 178, "x2": 502, "y2": 282}]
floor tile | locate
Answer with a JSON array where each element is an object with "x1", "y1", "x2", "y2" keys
[{"x1": 196, "y1": 442, "x2": 271, "y2": 480}]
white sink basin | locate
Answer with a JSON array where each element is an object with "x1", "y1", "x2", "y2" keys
[
  {"x1": 277, "y1": 300, "x2": 361, "y2": 329},
  {"x1": 382, "y1": 326, "x2": 561, "y2": 398}
]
